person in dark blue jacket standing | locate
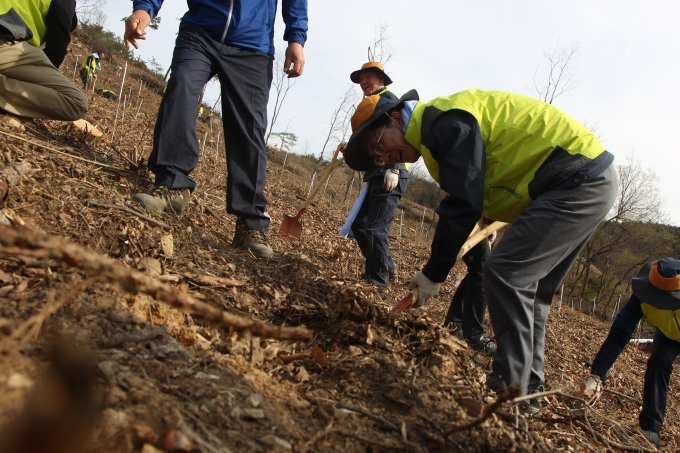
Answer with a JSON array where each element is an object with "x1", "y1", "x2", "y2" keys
[{"x1": 124, "y1": 0, "x2": 308, "y2": 259}]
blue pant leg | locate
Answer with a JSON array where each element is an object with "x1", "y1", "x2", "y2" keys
[
  {"x1": 639, "y1": 329, "x2": 680, "y2": 432},
  {"x1": 216, "y1": 45, "x2": 273, "y2": 232},
  {"x1": 354, "y1": 175, "x2": 406, "y2": 286},
  {"x1": 461, "y1": 239, "x2": 490, "y2": 338},
  {"x1": 351, "y1": 189, "x2": 372, "y2": 268},
  {"x1": 150, "y1": 26, "x2": 216, "y2": 190}
]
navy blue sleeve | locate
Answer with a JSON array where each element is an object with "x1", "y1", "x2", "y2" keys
[
  {"x1": 421, "y1": 110, "x2": 485, "y2": 283},
  {"x1": 591, "y1": 295, "x2": 644, "y2": 379},
  {"x1": 132, "y1": 0, "x2": 162, "y2": 18},
  {"x1": 43, "y1": 0, "x2": 76, "y2": 67},
  {"x1": 281, "y1": 0, "x2": 308, "y2": 45}
]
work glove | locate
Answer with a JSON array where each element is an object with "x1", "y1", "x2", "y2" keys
[
  {"x1": 384, "y1": 170, "x2": 399, "y2": 192},
  {"x1": 408, "y1": 270, "x2": 440, "y2": 308},
  {"x1": 581, "y1": 374, "x2": 602, "y2": 406}
]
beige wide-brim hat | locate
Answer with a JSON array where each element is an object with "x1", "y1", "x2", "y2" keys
[{"x1": 350, "y1": 61, "x2": 393, "y2": 86}]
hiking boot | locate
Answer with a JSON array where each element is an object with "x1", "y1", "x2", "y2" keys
[
  {"x1": 640, "y1": 429, "x2": 660, "y2": 446},
  {"x1": 519, "y1": 386, "x2": 544, "y2": 415},
  {"x1": 232, "y1": 217, "x2": 273, "y2": 258},
  {"x1": 467, "y1": 332, "x2": 497, "y2": 356},
  {"x1": 132, "y1": 186, "x2": 191, "y2": 215}
]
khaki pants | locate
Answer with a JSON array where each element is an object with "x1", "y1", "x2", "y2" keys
[{"x1": 0, "y1": 41, "x2": 87, "y2": 120}]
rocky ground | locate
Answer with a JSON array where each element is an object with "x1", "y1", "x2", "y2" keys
[{"x1": 0, "y1": 35, "x2": 677, "y2": 453}]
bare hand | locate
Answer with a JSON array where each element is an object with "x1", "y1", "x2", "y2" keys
[
  {"x1": 284, "y1": 42, "x2": 305, "y2": 78},
  {"x1": 124, "y1": 10, "x2": 151, "y2": 49}
]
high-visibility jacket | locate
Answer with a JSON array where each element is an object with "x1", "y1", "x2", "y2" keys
[
  {"x1": 405, "y1": 89, "x2": 605, "y2": 223},
  {"x1": 0, "y1": 0, "x2": 76, "y2": 67},
  {"x1": 81, "y1": 53, "x2": 101, "y2": 73},
  {"x1": 641, "y1": 302, "x2": 680, "y2": 342}
]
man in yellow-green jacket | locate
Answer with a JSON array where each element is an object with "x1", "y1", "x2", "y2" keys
[
  {"x1": 344, "y1": 89, "x2": 618, "y2": 412},
  {"x1": 583, "y1": 258, "x2": 680, "y2": 447},
  {"x1": 0, "y1": 0, "x2": 87, "y2": 120}
]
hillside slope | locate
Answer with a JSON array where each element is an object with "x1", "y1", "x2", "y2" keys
[{"x1": 0, "y1": 33, "x2": 677, "y2": 452}]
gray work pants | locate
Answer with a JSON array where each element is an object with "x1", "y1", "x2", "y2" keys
[{"x1": 485, "y1": 164, "x2": 618, "y2": 395}]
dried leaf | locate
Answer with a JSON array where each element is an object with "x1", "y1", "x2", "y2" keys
[
  {"x1": 12, "y1": 278, "x2": 28, "y2": 294},
  {"x1": 184, "y1": 273, "x2": 245, "y2": 287},
  {"x1": 457, "y1": 396, "x2": 482, "y2": 417},
  {"x1": 72, "y1": 118, "x2": 103, "y2": 137},
  {"x1": 160, "y1": 233, "x2": 174, "y2": 257},
  {"x1": 263, "y1": 343, "x2": 280, "y2": 360},
  {"x1": 138, "y1": 257, "x2": 162, "y2": 278},
  {"x1": 366, "y1": 324, "x2": 375, "y2": 345},
  {"x1": 132, "y1": 424, "x2": 158, "y2": 444},
  {"x1": 312, "y1": 345, "x2": 327, "y2": 367},
  {"x1": 295, "y1": 365, "x2": 310, "y2": 382},
  {"x1": 154, "y1": 428, "x2": 198, "y2": 453},
  {"x1": 0, "y1": 269, "x2": 12, "y2": 284},
  {"x1": 22, "y1": 267, "x2": 50, "y2": 279},
  {"x1": 439, "y1": 331, "x2": 467, "y2": 353},
  {"x1": 59, "y1": 213, "x2": 73, "y2": 224}
]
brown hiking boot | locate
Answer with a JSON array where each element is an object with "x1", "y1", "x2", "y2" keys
[
  {"x1": 132, "y1": 186, "x2": 191, "y2": 215},
  {"x1": 232, "y1": 217, "x2": 273, "y2": 258},
  {"x1": 389, "y1": 267, "x2": 398, "y2": 280}
]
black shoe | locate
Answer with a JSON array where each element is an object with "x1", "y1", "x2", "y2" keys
[
  {"x1": 519, "y1": 386, "x2": 544, "y2": 415},
  {"x1": 232, "y1": 217, "x2": 273, "y2": 258},
  {"x1": 467, "y1": 332, "x2": 497, "y2": 356}
]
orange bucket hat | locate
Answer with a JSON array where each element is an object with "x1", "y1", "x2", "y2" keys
[{"x1": 632, "y1": 258, "x2": 680, "y2": 310}]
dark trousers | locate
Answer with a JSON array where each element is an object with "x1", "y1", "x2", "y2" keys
[
  {"x1": 79, "y1": 67, "x2": 91, "y2": 89},
  {"x1": 351, "y1": 173, "x2": 408, "y2": 286},
  {"x1": 640, "y1": 329, "x2": 680, "y2": 432},
  {"x1": 148, "y1": 25, "x2": 273, "y2": 232},
  {"x1": 444, "y1": 238, "x2": 490, "y2": 339}
]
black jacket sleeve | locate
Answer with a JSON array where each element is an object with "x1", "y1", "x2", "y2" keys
[
  {"x1": 43, "y1": 0, "x2": 77, "y2": 68},
  {"x1": 421, "y1": 109, "x2": 485, "y2": 283}
]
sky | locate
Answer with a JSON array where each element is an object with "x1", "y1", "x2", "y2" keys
[{"x1": 100, "y1": 0, "x2": 680, "y2": 225}]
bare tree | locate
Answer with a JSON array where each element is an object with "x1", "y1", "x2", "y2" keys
[
  {"x1": 312, "y1": 85, "x2": 360, "y2": 175},
  {"x1": 77, "y1": 0, "x2": 107, "y2": 25},
  {"x1": 526, "y1": 41, "x2": 582, "y2": 104},
  {"x1": 565, "y1": 155, "x2": 671, "y2": 312},
  {"x1": 367, "y1": 23, "x2": 395, "y2": 65},
  {"x1": 266, "y1": 49, "x2": 299, "y2": 146}
]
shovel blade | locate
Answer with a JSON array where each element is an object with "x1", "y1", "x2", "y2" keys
[
  {"x1": 389, "y1": 289, "x2": 418, "y2": 316},
  {"x1": 280, "y1": 215, "x2": 302, "y2": 241}
]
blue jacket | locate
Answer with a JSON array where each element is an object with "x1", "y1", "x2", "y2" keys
[{"x1": 132, "y1": 0, "x2": 308, "y2": 56}]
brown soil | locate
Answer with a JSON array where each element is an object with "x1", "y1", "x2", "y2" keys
[{"x1": 0, "y1": 36, "x2": 677, "y2": 453}]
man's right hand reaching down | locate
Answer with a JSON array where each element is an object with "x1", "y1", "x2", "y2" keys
[{"x1": 125, "y1": 10, "x2": 152, "y2": 49}]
